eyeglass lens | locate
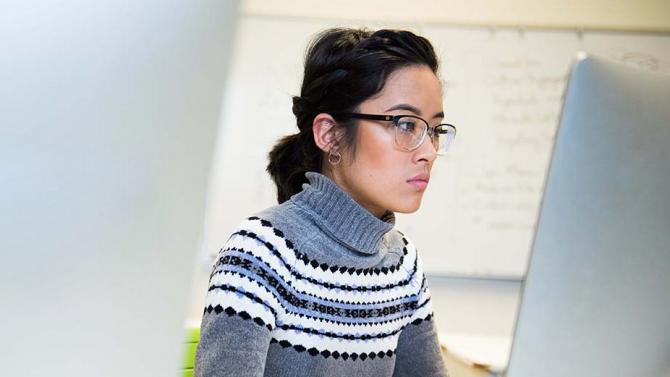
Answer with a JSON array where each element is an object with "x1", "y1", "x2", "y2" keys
[{"x1": 394, "y1": 116, "x2": 455, "y2": 154}]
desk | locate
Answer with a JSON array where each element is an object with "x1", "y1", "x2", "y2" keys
[
  {"x1": 440, "y1": 332, "x2": 513, "y2": 377},
  {"x1": 442, "y1": 348, "x2": 491, "y2": 377}
]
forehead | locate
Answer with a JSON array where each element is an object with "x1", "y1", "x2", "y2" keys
[{"x1": 361, "y1": 65, "x2": 443, "y2": 114}]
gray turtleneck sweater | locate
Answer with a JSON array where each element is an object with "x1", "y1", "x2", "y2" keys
[{"x1": 194, "y1": 172, "x2": 448, "y2": 377}]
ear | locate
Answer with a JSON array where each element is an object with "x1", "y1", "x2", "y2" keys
[{"x1": 312, "y1": 113, "x2": 339, "y2": 153}]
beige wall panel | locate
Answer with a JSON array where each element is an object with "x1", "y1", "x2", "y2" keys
[{"x1": 243, "y1": 0, "x2": 670, "y2": 32}]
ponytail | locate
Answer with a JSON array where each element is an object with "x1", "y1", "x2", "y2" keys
[{"x1": 266, "y1": 96, "x2": 323, "y2": 203}]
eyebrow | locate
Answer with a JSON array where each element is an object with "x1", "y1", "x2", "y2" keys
[{"x1": 385, "y1": 103, "x2": 444, "y2": 119}]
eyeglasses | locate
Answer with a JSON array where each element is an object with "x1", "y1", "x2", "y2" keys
[{"x1": 334, "y1": 113, "x2": 456, "y2": 155}]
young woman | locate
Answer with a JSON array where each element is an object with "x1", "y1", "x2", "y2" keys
[{"x1": 195, "y1": 27, "x2": 456, "y2": 377}]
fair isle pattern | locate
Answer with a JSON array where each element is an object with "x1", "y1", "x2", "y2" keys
[{"x1": 203, "y1": 216, "x2": 434, "y2": 360}]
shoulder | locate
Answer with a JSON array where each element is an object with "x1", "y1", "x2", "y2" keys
[
  {"x1": 381, "y1": 228, "x2": 419, "y2": 264},
  {"x1": 383, "y1": 229, "x2": 427, "y2": 293},
  {"x1": 394, "y1": 230, "x2": 425, "y2": 275},
  {"x1": 224, "y1": 201, "x2": 297, "y2": 243},
  {"x1": 222, "y1": 215, "x2": 295, "y2": 263},
  {"x1": 218, "y1": 202, "x2": 308, "y2": 269},
  {"x1": 385, "y1": 231, "x2": 434, "y2": 324},
  {"x1": 238, "y1": 199, "x2": 320, "y2": 250}
]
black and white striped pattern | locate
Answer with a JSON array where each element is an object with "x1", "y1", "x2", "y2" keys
[{"x1": 204, "y1": 216, "x2": 433, "y2": 358}]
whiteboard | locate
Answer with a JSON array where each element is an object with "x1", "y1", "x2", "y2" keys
[{"x1": 204, "y1": 15, "x2": 670, "y2": 279}]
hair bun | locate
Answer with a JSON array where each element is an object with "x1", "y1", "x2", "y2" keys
[
  {"x1": 292, "y1": 96, "x2": 316, "y2": 131},
  {"x1": 292, "y1": 96, "x2": 312, "y2": 116}
]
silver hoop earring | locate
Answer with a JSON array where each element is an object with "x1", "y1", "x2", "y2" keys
[{"x1": 328, "y1": 150, "x2": 341, "y2": 165}]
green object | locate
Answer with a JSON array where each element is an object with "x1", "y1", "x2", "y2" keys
[
  {"x1": 182, "y1": 327, "x2": 200, "y2": 371},
  {"x1": 186, "y1": 327, "x2": 201, "y2": 344},
  {"x1": 183, "y1": 342, "x2": 198, "y2": 369}
]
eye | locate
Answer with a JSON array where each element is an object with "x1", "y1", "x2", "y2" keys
[{"x1": 396, "y1": 118, "x2": 417, "y2": 134}]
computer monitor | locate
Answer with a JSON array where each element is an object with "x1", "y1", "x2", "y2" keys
[
  {"x1": 0, "y1": 2, "x2": 238, "y2": 376},
  {"x1": 506, "y1": 54, "x2": 670, "y2": 376}
]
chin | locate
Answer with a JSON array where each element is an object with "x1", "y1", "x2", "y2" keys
[{"x1": 391, "y1": 201, "x2": 422, "y2": 214}]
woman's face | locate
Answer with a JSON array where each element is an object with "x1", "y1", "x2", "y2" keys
[{"x1": 331, "y1": 64, "x2": 443, "y2": 218}]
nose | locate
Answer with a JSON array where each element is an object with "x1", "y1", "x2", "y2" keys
[{"x1": 413, "y1": 133, "x2": 437, "y2": 164}]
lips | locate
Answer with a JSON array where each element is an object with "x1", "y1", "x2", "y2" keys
[{"x1": 407, "y1": 173, "x2": 430, "y2": 190}]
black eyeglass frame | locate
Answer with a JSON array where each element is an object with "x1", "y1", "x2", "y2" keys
[{"x1": 333, "y1": 112, "x2": 457, "y2": 154}]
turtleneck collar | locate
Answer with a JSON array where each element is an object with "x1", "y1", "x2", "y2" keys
[{"x1": 290, "y1": 172, "x2": 395, "y2": 255}]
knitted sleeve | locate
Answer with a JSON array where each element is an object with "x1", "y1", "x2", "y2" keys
[
  {"x1": 392, "y1": 255, "x2": 449, "y2": 377},
  {"x1": 194, "y1": 218, "x2": 282, "y2": 377}
]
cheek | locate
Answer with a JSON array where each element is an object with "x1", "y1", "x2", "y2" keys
[{"x1": 357, "y1": 126, "x2": 398, "y2": 175}]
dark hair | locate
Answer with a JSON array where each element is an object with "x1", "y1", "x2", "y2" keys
[{"x1": 266, "y1": 27, "x2": 439, "y2": 203}]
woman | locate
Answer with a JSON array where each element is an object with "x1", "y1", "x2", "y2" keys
[{"x1": 195, "y1": 27, "x2": 456, "y2": 377}]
